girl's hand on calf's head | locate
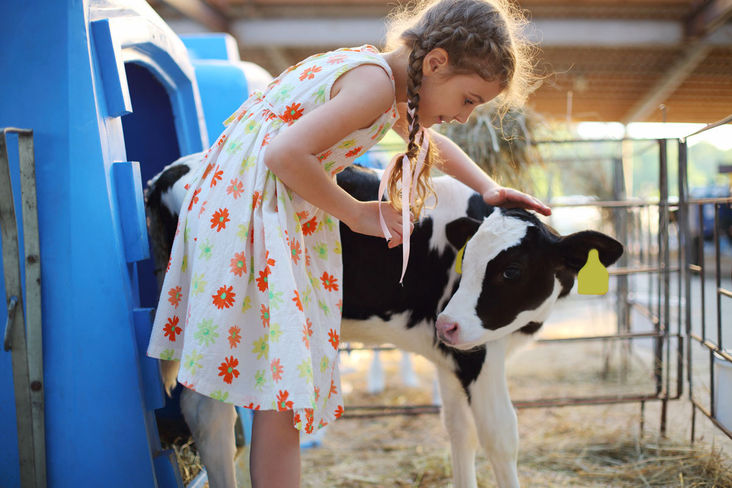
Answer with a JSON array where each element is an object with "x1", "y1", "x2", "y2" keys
[{"x1": 482, "y1": 186, "x2": 552, "y2": 217}]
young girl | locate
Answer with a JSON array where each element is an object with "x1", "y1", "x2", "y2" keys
[{"x1": 148, "y1": 0, "x2": 550, "y2": 485}]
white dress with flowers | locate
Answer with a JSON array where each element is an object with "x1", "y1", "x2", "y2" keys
[{"x1": 147, "y1": 45, "x2": 398, "y2": 432}]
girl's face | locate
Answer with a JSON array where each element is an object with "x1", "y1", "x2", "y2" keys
[{"x1": 417, "y1": 49, "x2": 504, "y2": 127}]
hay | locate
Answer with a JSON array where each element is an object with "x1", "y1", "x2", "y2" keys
[{"x1": 164, "y1": 436, "x2": 204, "y2": 486}]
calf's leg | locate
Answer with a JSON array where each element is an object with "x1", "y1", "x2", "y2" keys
[
  {"x1": 180, "y1": 388, "x2": 238, "y2": 488},
  {"x1": 437, "y1": 367, "x2": 479, "y2": 488},
  {"x1": 469, "y1": 339, "x2": 519, "y2": 488}
]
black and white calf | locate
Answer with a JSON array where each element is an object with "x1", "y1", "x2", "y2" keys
[{"x1": 146, "y1": 158, "x2": 623, "y2": 488}]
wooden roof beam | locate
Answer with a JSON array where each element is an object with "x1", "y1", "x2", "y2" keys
[{"x1": 686, "y1": 0, "x2": 732, "y2": 38}]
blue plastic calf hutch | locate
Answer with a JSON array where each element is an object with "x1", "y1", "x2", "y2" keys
[{"x1": 0, "y1": 1, "x2": 267, "y2": 486}]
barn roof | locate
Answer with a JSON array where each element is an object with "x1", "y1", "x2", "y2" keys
[{"x1": 149, "y1": 0, "x2": 732, "y2": 124}]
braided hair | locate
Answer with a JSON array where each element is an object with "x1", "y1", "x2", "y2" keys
[{"x1": 385, "y1": 0, "x2": 535, "y2": 219}]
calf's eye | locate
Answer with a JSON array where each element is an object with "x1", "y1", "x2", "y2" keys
[{"x1": 503, "y1": 267, "x2": 521, "y2": 280}]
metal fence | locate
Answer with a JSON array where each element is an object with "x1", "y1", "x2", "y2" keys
[{"x1": 342, "y1": 120, "x2": 732, "y2": 444}]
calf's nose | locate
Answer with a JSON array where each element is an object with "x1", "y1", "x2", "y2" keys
[{"x1": 436, "y1": 315, "x2": 460, "y2": 345}]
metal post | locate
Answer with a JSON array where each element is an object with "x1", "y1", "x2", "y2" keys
[
  {"x1": 678, "y1": 140, "x2": 690, "y2": 400},
  {"x1": 657, "y1": 139, "x2": 670, "y2": 435}
]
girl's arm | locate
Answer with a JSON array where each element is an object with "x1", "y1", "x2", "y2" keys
[
  {"x1": 264, "y1": 64, "x2": 409, "y2": 246},
  {"x1": 392, "y1": 103, "x2": 551, "y2": 216}
]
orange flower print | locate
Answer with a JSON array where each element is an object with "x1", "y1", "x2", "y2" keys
[
  {"x1": 168, "y1": 286, "x2": 182, "y2": 308},
  {"x1": 290, "y1": 239, "x2": 302, "y2": 265},
  {"x1": 327, "y1": 54, "x2": 347, "y2": 64},
  {"x1": 163, "y1": 316, "x2": 182, "y2": 341},
  {"x1": 256, "y1": 268, "x2": 270, "y2": 292},
  {"x1": 226, "y1": 179, "x2": 244, "y2": 199},
  {"x1": 264, "y1": 250, "x2": 276, "y2": 269},
  {"x1": 301, "y1": 216, "x2": 318, "y2": 236},
  {"x1": 228, "y1": 326, "x2": 241, "y2": 348},
  {"x1": 271, "y1": 358, "x2": 284, "y2": 382},
  {"x1": 230, "y1": 251, "x2": 247, "y2": 277},
  {"x1": 210, "y1": 166, "x2": 223, "y2": 188},
  {"x1": 302, "y1": 320, "x2": 313, "y2": 348},
  {"x1": 261, "y1": 133, "x2": 271, "y2": 147},
  {"x1": 244, "y1": 402, "x2": 260, "y2": 410},
  {"x1": 260, "y1": 304, "x2": 270, "y2": 328},
  {"x1": 329, "y1": 379, "x2": 338, "y2": 396},
  {"x1": 218, "y1": 356, "x2": 240, "y2": 384},
  {"x1": 198, "y1": 200, "x2": 207, "y2": 218},
  {"x1": 292, "y1": 290, "x2": 303, "y2": 312},
  {"x1": 345, "y1": 146, "x2": 363, "y2": 158},
  {"x1": 294, "y1": 412, "x2": 301, "y2": 426},
  {"x1": 252, "y1": 191, "x2": 261, "y2": 210},
  {"x1": 201, "y1": 162, "x2": 214, "y2": 181},
  {"x1": 299, "y1": 66, "x2": 322, "y2": 81},
  {"x1": 321, "y1": 272, "x2": 339, "y2": 292},
  {"x1": 316, "y1": 150, "x2": 332, "y2": 162},
  {"x1": 187, "y1": 187, "x2": 201, "y2": 211},
  {"x1": 328, "y1": 328, "x2": 339, "y2": 350},
  {"x1": 305, "y1": 248, "x2": 311, "y2": 267},
  {"x1": 280, "y1": 103, "x2": 304, "y2": 125},
  {"x1": 210, "y1": 208, "x2": 230, "y2": 232},
  {"x1": 334, "y1": 405, "x2": 344, "y2": 419},
  {"x1": 276, "y1": 390, "x2": 294, "y2": 411},
  {"x1": 212, "y1": 285, "x2": 236, "y2": 309},
  {"x1": 313, "y1": 386, "x2": 320, "y2": 402}
]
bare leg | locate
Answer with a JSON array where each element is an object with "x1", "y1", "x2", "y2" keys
[{"x1": 250, "y1": 410, "x2": 301, "y2": 488}]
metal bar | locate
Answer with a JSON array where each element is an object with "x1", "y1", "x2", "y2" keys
[
  {"x1": 720, "y1": 287, "x2": 732, "y2": 299},
  {"x1": 658, "y1": 139, "x2": 670, "y2": 435},
  {"x1": 679, "y1": 139, "x2": 691, "y2": 400},
  {"x1": 715, "y1": 204, "x2": 723, "y2": 352},
  {"x1": 16, "y1": 129, "x2": 46, "y2": 488},
  {"x1": 690, "y1": 397, "x2": 732, "y2": 440},
  {"x1": 628, "y1": 299, "x2": 661, "y2": 326},
  {"x1": 690, "y1": 333, "x2": 732, "y2": 361},
  {"x1": 609, "y1": 265, "x2": 680, "y2": 276},
  {"x1": 549, "y1": 200, "x2": 676, "y2": 209},
  {"x1": 0, "y1": 128, "x2": 37, "y2": 487},
  {"x1": 683, "y1": 113, "x2": 732, "y2": 139},
  {"x1": 687, "y1": 197, "x2": 732, "y2": 204},
  {"x1": 535, "y1": 331, "x2": 669, "y2": 344}
]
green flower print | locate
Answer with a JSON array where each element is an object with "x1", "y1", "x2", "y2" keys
[
  {"x1": 243, "y1": 119, "x2": 260, "y2": 134},
  {"x1": 241, "y1": 296, "x2": 252, "y2": 313},
  {"x1": 183, "y1": 349, "x2": 204, "y2": 375},
  {"x1": 302, "y1": 287, "x2": 312, "y2": 306},
  {"x1": 240, "y1": 156, "x2": 255, "y2": 175},
  {"x1": 226, "y1": 140, "x2": 244, "y2": 154},
  {"x1": 268, "y1": 286, "x2": 284, "y2": 309},
  {"x1": 297, "y1": 359, "x2": 313, "y2": 382},
  {"x1": 322, "y1": 216, "x2": 335, "y2": 232},
  {"x1": 314, "y1": 243, "x2": 328, "y2": 260},
  {"x1": 312, "y1": 85, "x2": 326, "y2": 104},
  {"x1": 269, "y1": 323, "x2": 283, "y2": 343},
  {"x1": 210, "y1": 390, "x2": 229, "y2": 402},
  {"x1": 318, "y1": 300, "x2": 330, "y2": 316},
  {"x1": 194, "y1": 319, "x2": 219, "y2": 347},
  {"x1": 254, "y1": 369, "x2": 267, "y2": 391},
  {"x1": 184, "y1": 224, "x2": 190, "y2": 244},
  {"x1": 273, "y1": 83, "x2": 294, "y2": 103},
  {"x1": 333, "y1": 241, "x2": 342, "y2": 255},
  {"x1": 251, "y1": 335, "x2": 269, "y2": 360},
  {"x1": 237, "y1": 223, "x2": 249, "y2": 242},
  {"x1": 320, "y1": 355, "x2": 330, "y2": 373},
  {"x1": 339, "y1": 139, "x2": 356, "y2": 149},
  {"x1": 160, "y1": 349, "x2": 175, "y2": 360},
  {"x1": 199, "y1": 239, "x2": 214, "y2": 260},
  {"x1": 181, "y1": 254, "x2": 188, "y2": 273},
  {"x1": 308, "y1": 271, "x2": 321, "y2": 291},
  {"x1": 191, "y1": 272, "x2": 207, "y2": 297},
  {"x1": 324, "y1": 161, "x2": 336, "y2": 173}
]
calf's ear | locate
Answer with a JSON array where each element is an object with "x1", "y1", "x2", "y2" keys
[
  {"x1": 446, "y1": 217, "x2": 482, "y2": 249},
  {"x1": 557, "y1": 231, "x2": 624, "y2": 273}
]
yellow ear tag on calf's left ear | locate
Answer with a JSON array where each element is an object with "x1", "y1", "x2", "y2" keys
[
  {"x1": 455, "y1": 243, "x2": 467, "y2": 274},
  {"x1": 578, "y1": 248, "x2": 609, "y2": 295}
]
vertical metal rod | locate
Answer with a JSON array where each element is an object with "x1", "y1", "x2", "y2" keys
[
  {"x1": 691, "y1": 403, "x2": 697, "y2": 443},
  {"x1": 677, "y1": 139, "x2": 688, "y2": 399},
  {"x1": 640, "y1": 401, "x2": 645, "y2": 439},
  {"x1": 699, "y1": 204, "x2": 706, "y2": 341},
  {"x1": 654, "y1": 140, "x2": 666, "y2": 397},
  {"x1": 711, "y1": 205, "x2": 721, "y2": 420},
  {"x1": 659, "y1": 139, "x2": 670, "y2": 436}
]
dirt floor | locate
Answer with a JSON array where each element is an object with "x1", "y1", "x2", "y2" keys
[{"x1": 172, "y1": 296, "x2": 732, "y2": 487}]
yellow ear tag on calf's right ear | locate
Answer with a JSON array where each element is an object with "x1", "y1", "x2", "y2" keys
[{"x1": 578, "y1": 249, "x2": 609, "y2": 295}]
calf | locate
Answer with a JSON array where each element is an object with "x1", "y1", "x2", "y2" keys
[{"x1": 146, "y1": 157, "x2": 623, "y2": 488}]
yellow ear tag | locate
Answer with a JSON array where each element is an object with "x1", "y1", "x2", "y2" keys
[
  {"x1": 455, "y1": 243, "x2": 467, "y2": 274},
  {"x1": 577, "y1": 249, "x2": 609, "y2": 295}
]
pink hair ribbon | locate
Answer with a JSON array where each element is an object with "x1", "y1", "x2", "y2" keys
[{"x1": 377, "y1": 128, "x2": 430, "y2": 283}]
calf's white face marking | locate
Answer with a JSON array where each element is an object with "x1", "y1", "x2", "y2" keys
[{"x1": 437, "y1": 211, "x2": 560, "y2": 350}]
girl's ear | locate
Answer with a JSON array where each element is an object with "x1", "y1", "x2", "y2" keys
[{"x1": 422, "y1": 48, "x2": 449, "y2": 76}]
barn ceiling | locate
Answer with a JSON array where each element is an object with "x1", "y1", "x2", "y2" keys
[{"x1": 149, "y1": 0, "x2": 732, "y2": 124}]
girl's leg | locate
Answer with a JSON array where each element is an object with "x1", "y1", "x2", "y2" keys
[{"x1": 250, "y1": 410, "x2": 301, "y2": 488}]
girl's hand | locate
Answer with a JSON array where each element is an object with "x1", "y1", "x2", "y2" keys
[
  {"x1": 345, "y1": 201, "x2": 414, "y2": 248},
  {"x1": 482, "y1": 186, "x2": 552, "y2": 216}
]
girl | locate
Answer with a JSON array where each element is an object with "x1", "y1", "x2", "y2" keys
[{"x1": 147, "y1": 0, "x2": 551, "y2": 485}]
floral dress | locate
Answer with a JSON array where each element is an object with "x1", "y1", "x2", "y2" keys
[{"x1": 147, "y1": 45, "x2": 398, "y2": 432}]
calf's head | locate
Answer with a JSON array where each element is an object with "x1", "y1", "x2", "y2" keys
[{"x1": 436, "y1": 208, "x2": 623, "y2": 349}]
